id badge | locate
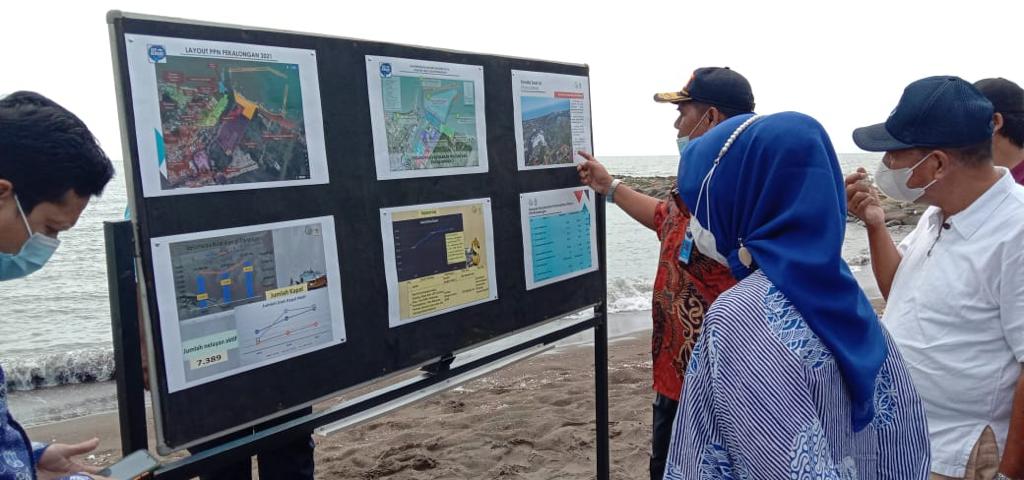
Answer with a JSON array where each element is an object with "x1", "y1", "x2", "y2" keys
[{"x1": 678, "y1": 229, "x2": 694, "y2": 264}]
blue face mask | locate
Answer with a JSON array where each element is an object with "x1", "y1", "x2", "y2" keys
[
  {"x1": 0, "y1": 196, "x2": 61, "y2": 281},
  {"x1": 676, "y1": 110, "x2": 711, "y2": 155},
  {"x1": 676, "y1": 136, "x2": 690, "y2": 155}
]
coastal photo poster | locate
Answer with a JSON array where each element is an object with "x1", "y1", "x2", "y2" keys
[
  {"x1": 512, "y1": 71, "x2": 593, "y2": 170},
  {"x1": 125, "y1": 34, "x2": 329, "y2": 197}
]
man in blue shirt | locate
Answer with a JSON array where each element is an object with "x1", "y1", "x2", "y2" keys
[{"x1": 0, "y1": 91, "x2": 115, "y2": 480}]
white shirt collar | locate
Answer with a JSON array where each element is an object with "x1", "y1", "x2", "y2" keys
[{"x1": 924, "y1": 167, "x2": 1015, "y2": 240}]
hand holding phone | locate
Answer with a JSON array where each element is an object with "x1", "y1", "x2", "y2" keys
[{"x1": 96, "y1": 450, "x2": 159, "y2": 480}]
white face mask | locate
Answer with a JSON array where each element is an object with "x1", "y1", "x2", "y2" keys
[
  {"x1": 874, "y1": 152, "x2": 937, "y2": 203},
  {"x1": 676, "y1": 110, "x2": 711, "y2": 155},
  {"x1": 688, "y1": 216, "x2": 729, "y2": 267},
  {"x1": 683, "y1": 145, "x2": 729, "y2": 267},
  {"x1": 679, "y1": 114, "x2": 762, "y2": 269}
]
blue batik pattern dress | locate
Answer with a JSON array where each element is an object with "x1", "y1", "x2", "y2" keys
[
  {"x1": 663, "y1": 270, "x2": 930, "y2": 480},
  {"x1": 0, "y1": 366, "x2": 92, "y2": 480}
]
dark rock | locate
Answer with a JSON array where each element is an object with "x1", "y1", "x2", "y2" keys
[
  {"x1": 614, "y1": 175, "x2": 924, "y2": 227},
  {"x1": 618, "y1": 176, "x2": 675, "y2": 198}
]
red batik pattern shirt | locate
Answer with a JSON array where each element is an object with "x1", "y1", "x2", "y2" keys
[{"x1": 651, "y1": 191, "x2": 736, "y2": 401}]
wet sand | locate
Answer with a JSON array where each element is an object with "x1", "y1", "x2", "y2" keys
[{"x1": 26, "y1": 313, "x2": 656, "y2": 479}]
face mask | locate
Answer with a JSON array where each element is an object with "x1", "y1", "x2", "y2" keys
[
  {"x1": 678, "y1": 115, "x2": 762, "y2": 269},
  {"x1": 874, "y1": 152, "x2": 937, "y2": 203},
  {"x1": 0, "y1": 196, "x2": 61, "y2": 281},
  {"x1": 687, "y1": 215, "x2": 729, "y2": 267},
  {"x1": 676, "y1": 110, "x2": 711, "y2": 155},
  {"x1": 679, "y1": 146, "x2": 729, "y2": 267},
  {"x1": 676, "y1": 136, "x2": 690, "y2": 155}
]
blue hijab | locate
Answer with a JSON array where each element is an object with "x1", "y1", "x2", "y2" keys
[{"x1": 678, "y1": 112, "x2": 887, "y2": 431}]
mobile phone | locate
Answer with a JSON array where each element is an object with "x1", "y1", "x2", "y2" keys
[{"x1": 96, "y1": 449, "x2": 159, "y2": 480}]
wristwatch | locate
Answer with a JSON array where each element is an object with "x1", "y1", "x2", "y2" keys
[
  {"x1": 606, "y1": 178, "x2": 622, "y2": 204},
  {"x1": 995, "y1": 473, "x2": 1014, "y2": 480}
]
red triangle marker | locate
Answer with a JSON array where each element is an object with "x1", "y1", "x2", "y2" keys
[{"x1": 574, "y1": 190, "x2": 584, "y2": 202}]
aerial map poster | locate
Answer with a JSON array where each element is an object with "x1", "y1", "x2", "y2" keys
[
  {"x1": 520, "y1": 187, "x2": 598, "y2": 290},
  {"x1": 125, "y1": 34, "x2": 329, "y2": 197},
  {"x1": 380, "y1": 199, "x2": 497, "y2": 327},
  {"x1": 365, "y1": 56, "x2": 488, "y2": 180},
  {"x1": 150, "y1": 217, "x2": 346, "y2": 392},
  {"x1": 511, "y1": 71, "x2": 593, "y2": 171}
]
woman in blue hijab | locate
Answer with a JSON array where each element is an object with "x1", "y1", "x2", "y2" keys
[{"x1": 662, "y1": 112, "x2": 930, "y2": 479}]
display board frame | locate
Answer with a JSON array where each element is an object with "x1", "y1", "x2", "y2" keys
[{"x1": 107, "y1": 10, "x2": 607, "y2": 466}]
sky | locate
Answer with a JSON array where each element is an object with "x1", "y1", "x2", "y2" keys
[{"x1": 2, "y1": 0, "x2": 1020, "y2": 166}]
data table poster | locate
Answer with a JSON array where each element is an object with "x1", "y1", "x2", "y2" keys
[
  {"x1": 124, "y1": 34, "x2": 329, "y2": 197},
  {"x1": 150, "y1": 217, "x2": 346, "y2": 392},
  {"x1": 380, "y1": 199, "x2": 498, "y2": 327},
  {"x1": 511, "y1": 70, "x2": 592, "y2": 170},
  {"x1": 520, "y1": 187, "x2": 598, "y2": 290}
]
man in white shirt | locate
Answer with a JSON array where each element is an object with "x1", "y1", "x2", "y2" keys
[{"x1": 846, "y1": 76, "x2": 1024, "y2": 480}]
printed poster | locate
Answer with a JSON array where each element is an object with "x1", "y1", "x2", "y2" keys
[
  {"x1": 125, "y1": 34, "x2": 329, "y2": 197},
  {"x1": 380, "y1": 198, "x2": 497, "y2": 327}
]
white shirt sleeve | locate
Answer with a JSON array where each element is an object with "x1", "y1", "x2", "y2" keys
[{"x1": 999, "y1": 246, "x2": 1024, "y2": 361}]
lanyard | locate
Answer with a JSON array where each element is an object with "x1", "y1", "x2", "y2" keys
[{"x1": 679, "y1": 115, "x2": 762, "y2": 264}]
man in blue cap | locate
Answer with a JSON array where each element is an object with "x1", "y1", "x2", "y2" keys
[
  {"x1": 577, "y1": 66, "x2": 754, "y2": 480},
  {"x1": 846, "y1": 76, "x2": 1024, "y2": 480}
]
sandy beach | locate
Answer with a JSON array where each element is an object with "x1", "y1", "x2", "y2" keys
[{"x1": 27, "y1": 318, "x2": 656, "y2": 479}]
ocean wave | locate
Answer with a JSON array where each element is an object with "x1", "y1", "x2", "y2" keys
[
  {"x1": 2, "y1": 265, "x2": 873, "y2": 393},
  {"x1": 607, "y1": 276, "x2": 653, "y2": 313},
  {"x1": 2, "y1": 348, "x2": 115, "y2": 391},
  {"x1": 0, "y1": 277, "x2": 652, "y2": 393}
]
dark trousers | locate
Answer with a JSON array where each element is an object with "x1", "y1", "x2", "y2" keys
[
  {"x1": 188, "y1": 408, "x2": 315, "y2": 480},
  {"x1": 650, "y1": 393, "x2": 679, "y2": 480}
]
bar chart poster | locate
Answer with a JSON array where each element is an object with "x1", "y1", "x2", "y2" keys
[
  {"x1": 520, "y1": 187, "x2": 598, "y2": 290},
  {"x1": 380, "y1": 198, "x2": 498, "y2": 328},
  {"x1": 150, "y1": 216, "x2": 346, "y2": 392}
]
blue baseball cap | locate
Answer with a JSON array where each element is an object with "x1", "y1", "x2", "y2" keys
[
  {"x1": 853, "y1": 76, "x2": 994, "y2": 152},
  {"x1": 654, "y1": 67, "x2": 755, "y2": 112}
]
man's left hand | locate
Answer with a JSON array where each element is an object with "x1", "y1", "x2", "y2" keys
[{"x1": 36, "y1": 438, "x2": 106, "y2": 480}]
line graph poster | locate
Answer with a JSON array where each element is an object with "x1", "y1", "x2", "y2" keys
[
  {"x1": 380, "y1": 198, "x2": 497, "y2": 327},
  {"x1": 151, "y1": 216, "x2": 345, "y2": 392},
  {"x1": 520, "y1": 187, "x2": 598, "y2": 289},
  {"x1": 125, "y1": 34, "x2": 329, "y2": 197}
]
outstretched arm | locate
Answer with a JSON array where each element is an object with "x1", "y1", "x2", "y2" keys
[{"x1": 577, "y1": 151, "x2": 660, "y2": 231}]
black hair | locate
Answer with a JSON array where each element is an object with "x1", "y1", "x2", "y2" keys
[
  {"x1": 691, "y1": 101, "x2": 750, "y2": 120},
  {"x1": 916, "y1": 139, "x2": 993, "y2": 168},
  {"x1": 998, "y1": 112, "x2": 1024, "y2": 149},
  {"x1": 0, "y1": 91, "x2": 114, "y2": 213}
]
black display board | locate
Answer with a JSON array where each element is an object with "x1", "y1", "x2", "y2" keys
[{"x1": 109, "y1": 12, "x2": 605, "y2": 450}]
